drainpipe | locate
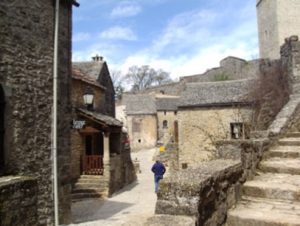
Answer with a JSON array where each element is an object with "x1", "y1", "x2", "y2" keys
[{"x1": 53, "y1": 0, "x2": 60, "y2": 225}]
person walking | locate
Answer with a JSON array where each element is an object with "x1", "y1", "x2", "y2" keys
[{"x1": 151, "y1": 160, "x2": 166, "y2": 193}]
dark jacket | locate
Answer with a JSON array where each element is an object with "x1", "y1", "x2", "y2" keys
[{"x1": 151, "y1": 161, "x2": 166, "y2": 176}]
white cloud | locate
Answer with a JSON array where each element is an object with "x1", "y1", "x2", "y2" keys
[
  {"x1": 111, "y1": 2, "x2": 142, "y2": 18},
  {"x1": 100, "y1": 26, "x2": 137, "y2": 41},
  {"x1": 152, "y1": 10, "x2": 217, "y2": 53},
  {"x1": 109, "y1": 6, "x2": 258, "y2": 81},
  {"x1": 72, "y1": 32, "x2": 91, "y2": 42}
]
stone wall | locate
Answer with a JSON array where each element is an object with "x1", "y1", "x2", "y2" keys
[
  {"x1": 157, "y1": 111, "x2": 177, "y2": 145},
  {"x1": 127, "y1": 114, "x2": 157, "y2": 151},
  {"x1": 109, "y1": 145, "x2": 137, "y2": 195},
  {"x1": 155, "y1": 160, "x2": 243, "y2": 226},
  {"x1": 181, "y1": 57, "x2": 260, "y2": 83},
  {"x1": 71, "y1": 79, "x2": 105, "y2": 112},
  {"x1": 0, "y1": 0, "x2": 73, "y2": 224},
  {"x1": 178, "y1": 107, "x2": 253, "y2": 169},
  {"x1": 257, "y1": 0, "x2": 300, "y2": 59},
  {"x1": 0, "y1": 176, "x2": 38, "y2": 226}
]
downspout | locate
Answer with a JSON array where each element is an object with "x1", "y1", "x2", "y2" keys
[{"x1": 53, "y1": 0, "x2": 60, "y2": 225}]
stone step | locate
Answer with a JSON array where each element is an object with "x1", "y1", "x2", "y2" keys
[
  {"x1": 71, "y1": 192, "x2": 103, "y2": 201},
  {"x1": 72, "y1": 188, "x2": 106, "y2": 194},
  {"x1": 227, "y1": 196, "x2": 300, "y2": 226},
  {"x1": 74, "y1": 183, "x2": 106, "y2": 190},
  {"x1": 259, "y1": 158, "x2": 300, "y2": 175},
  {"x1": 145, "y1": 215, "x2": 195, "y2": 226},
  {"x1": 266, "y1": 146, "x2": 300, "y2": 158},
  {"x1": 278, "y1": 137, "x2": 300, "y2": 146},
  {"x1": 285, "y1": 132, "x2": 300, "y2": 138},
  {"x1": 76, "y1": 178, "x2": 102, "y2": 184},
  {"x1": 79, "y1": 175, "x2": 102, "y2": 178},
  {"x1": 243, "y1": 173, "x2": 300, "y2": 201}
]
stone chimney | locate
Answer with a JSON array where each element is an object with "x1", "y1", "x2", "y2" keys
[{"x1": 92, "y1": 54, "x2": 103, "y2": 62}]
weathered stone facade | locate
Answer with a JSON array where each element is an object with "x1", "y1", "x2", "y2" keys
[
  {"x1": 178, "y1": 107, "x2": 253, "y2": 168},
  {"x1": 0, "y1": 0, "x2": 74, "y2": 224},
  {"x1": 127, "y1": 114, "x2": 157, "y2": 151},
  {"x1": 0, "y1": 176, "x2": 38, "y2": 226},
  {"x1": 257, "y1": 0, "x2": 300, "y2": 59}
]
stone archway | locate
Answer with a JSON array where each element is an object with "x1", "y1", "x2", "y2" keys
[{"x1": 0, "y1": 85, "x2": 5, "y2": 172}]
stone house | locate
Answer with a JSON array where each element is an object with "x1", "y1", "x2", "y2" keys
[
  {"x1": 0, "y1": 0, "x2": 78, "y2": 225},
  {"x1": 177, "y1": 79, "x2": 254, "y2": 169},
  {"x1": 71, "y1": 59, "x2": 136, "y2": 198},
  {"x1": 156, "y1": 96, "x2": 179, "y2": 144},
  {"x1": 123, "y1": 94, "x2": 158, "y2": 151}
]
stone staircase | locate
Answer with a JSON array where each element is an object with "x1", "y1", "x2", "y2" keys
[
  {"x1": 227, "y1": 132, "x2": 300, "y2": 226},
  {"x1": 71, "y1": 175, "x2": 108, "y2": 201}
]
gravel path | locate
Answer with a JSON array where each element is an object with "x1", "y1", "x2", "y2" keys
[{"x1": 69, "y1": 148, "x2": 158, "y2": 226}]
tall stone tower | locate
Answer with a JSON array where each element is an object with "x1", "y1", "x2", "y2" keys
[{"x1": 256, "y1": 0, "x2": 300, "y2": 59}]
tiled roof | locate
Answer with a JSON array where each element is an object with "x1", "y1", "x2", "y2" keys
[
  {"x1": 72, "y1": 68, "x2": 105, "y2": 89},
  {"x1": 77, "y1": 108, "x2": 123, "y2": 127},
  {"x1": 178, "y1": 79, "x2": 253, "y2": 108},
  {"x1": 123, "y1": 94, "x2": 157, "y2": 115},
  {"x1": 156, "y1": 97, "x2": 179, "y2": 111},
  {"x1": 73, "y1": 61, "x2": 104, "y2": 79}
]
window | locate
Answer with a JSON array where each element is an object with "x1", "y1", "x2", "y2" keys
[
  {"x1": 0, "y1": 85, "x2": 5, "y2": 173},
  {"x1": 163, "y1": 120, "x2": 168, "y2": 129},
  {"x1": 230, "y1": 123, "x2": 244, "y2": 139},
  {"x1": 164, "y1": 111, "x2": 166, "y2": 115},
  {"x1": 174, "y1": 111, "x2": 177, "y2": 115}
]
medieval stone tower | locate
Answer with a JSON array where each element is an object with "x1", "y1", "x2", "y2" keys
[{"x1": 256, "y1": 0, "x2": 300, "y2": 59}]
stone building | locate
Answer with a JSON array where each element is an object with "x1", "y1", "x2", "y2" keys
[
  {"x1": 123, "y1": 94, "x2": 158, "y2": 151},
  {"x1": 73, "y1": 55, "x2": 115, "y2": 117},
  {"x1": 156, "y1": 96, "x2": 179, "y2": 144},
  {"x1": 71, "y1": 60, "x2": 136, "y2": 199},
  {"x1": 177, "y1": 79, "x2": 253, "y2": 169},
  {"x1": 0, "y1": 0, "x2": 77, "y2": 225},
  {"x1": 257, "y1": 0, "x2": 300, "y2": 59}
]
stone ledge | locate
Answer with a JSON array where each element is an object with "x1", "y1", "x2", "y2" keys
[
  {"x1": 145, "y1": 214, "x2": 195, "y2": 226},
  {"x1": 155, "y1": 160, "x2": 243, "y2": 225}
]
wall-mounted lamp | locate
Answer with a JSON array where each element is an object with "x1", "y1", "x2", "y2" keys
[{"x1": 83, "y1": 86, "x2": 94, "y2": 110}]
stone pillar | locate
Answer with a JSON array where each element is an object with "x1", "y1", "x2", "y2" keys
[{"x1": 103, "y1": 132, "x2": 111, "y2": 197}]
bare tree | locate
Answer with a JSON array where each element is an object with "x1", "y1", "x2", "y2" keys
[
  {"x1": 125, "y1": 65, "x2": 172, "y2": 91},
  {"x1": 110, "y1": 70, "x2": 125, "y2": 100}
]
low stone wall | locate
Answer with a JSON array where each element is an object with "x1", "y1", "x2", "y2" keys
[
  {"x1": 0, "y1": 176, "x2": 38, "y2": 226},
  {"x1": 155, "y1": 160, "x2": 243, "y2": 226},
  {"x1": 109, "y1": 149, "x2": 136, "y2": 195},
  {"x1": 216, "y1": 138, "x2": 270, "y2": 180}
]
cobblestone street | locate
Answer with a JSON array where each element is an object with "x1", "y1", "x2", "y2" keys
[{"x1": 70, "y1": 148, "x2": 158, "y2": 226}]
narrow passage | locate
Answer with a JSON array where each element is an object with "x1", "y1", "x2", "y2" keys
[{"x1": 70, "y1": 148, "x2": 158, "y2": 226}]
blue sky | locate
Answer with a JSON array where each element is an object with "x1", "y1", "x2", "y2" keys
[{"x1": 73, "y1": 0, "x2": 258, "y2": 80}]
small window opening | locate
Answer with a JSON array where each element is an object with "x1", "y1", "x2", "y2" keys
[
  {"x1": 163, "y1": 120, "x2": 168, "y2": 129},
  {"x1": 174, "y1": 111, "x2": 177, "y2": 115},
  {"x1": 138, "y1": 139, "x2": 141, "y2": 143},
  {"x1": 230, "y1": 123, "x2": 244, "y2": 139},
  {"x1": 164, "y1": 111, "x2": 166, "y2": 115},
  {"x1": 182, "y1": 163, "x2": 188, "y2": 169}
]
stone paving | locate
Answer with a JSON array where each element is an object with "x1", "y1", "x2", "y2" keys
[{"x1": 69, "y1": 148, "x2": 158, "y2": 226}]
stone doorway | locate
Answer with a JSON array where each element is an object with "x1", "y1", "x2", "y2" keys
[{"x1": 0, "y1": 85, "x2": 4, "y2": 173}]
